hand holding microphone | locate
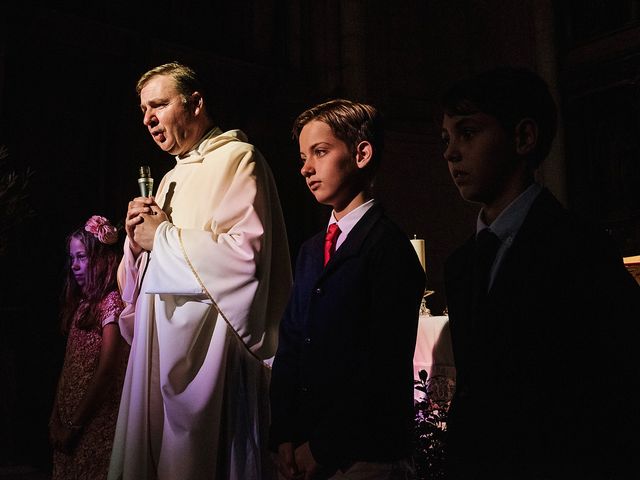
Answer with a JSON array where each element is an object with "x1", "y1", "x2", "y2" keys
[
  {"x1": 125, "y1": 166, "x2": 161, "y2": 256},
  {"x1": 127, "y1": 166, "x2": 157, "y2": 231},
  {"x1": 137, "y1": 165, "x2": 158, "y2": 215}
]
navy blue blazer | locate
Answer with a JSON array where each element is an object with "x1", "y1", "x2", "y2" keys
[
  {"x1": 444, "y1": 188, "x2": 640, "y2": 478},
  {"x1": 269, "y1": 203, "x2": 425, "y2": 470}
]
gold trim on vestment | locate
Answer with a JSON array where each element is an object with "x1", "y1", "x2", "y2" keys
[{"x1": 176, "y1": 228, "x2": 267, "y2": 366}]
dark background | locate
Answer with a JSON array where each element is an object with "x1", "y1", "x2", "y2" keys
[{"x1": 1, "y1": 0, "x2": 639, "y2": 475}]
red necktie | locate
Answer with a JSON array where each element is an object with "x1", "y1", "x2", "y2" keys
[{"x1": 324, "y1": 223, "x2": 341, "y2": 266}]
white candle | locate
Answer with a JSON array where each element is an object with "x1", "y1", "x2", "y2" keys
[{"x1": 410, "y1": 236, "x2": 426, "y2": 271}]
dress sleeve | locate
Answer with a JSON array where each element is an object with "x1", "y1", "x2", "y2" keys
[
  {"x1": 99, "y1": 290, "x2": 125, "y2": 328},
  {"x1": 117, "y1": 240, "x2": 149, "y2": 344}
]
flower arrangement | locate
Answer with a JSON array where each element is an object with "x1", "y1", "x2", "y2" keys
[
  {"x1": 84, "y1": 215, "x2": 119, "y2": 245},
  {"x1": 413, "y1": 369, "x2": 455, "y2": 479}
]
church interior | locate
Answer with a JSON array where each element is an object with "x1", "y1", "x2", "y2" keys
[{"x1": 1, "y1": 1, "x2": 639, "y2": 477}]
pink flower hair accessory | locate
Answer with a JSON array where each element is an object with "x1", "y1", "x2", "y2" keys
[{"x1": 84, "y1": 215, "x2": 118, "y2": 245}]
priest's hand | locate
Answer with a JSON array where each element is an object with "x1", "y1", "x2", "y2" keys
[
  {"x1": 125, "y1": 196, "x2": 158, "y2": 256},
  {"x1": 294, "y1": 442, "x2": 319, "y2": 480},
  {"x1": 133, "y1": 203, "x2": 168, "y2": 252}
]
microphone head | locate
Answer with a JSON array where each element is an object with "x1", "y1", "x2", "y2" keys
[
  {"x1": 138, "y1": 165, "x2": 154, "y2": 197},
  {"x1": 139, "y1": 165, "x2": 151, "y2": 178}
]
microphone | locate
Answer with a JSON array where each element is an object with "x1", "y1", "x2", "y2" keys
[{"x1": 138, "y1": 165, "x2": 154, "y2": 197}]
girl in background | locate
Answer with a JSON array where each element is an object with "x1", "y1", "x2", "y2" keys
[{"x1": 49, "y1": 215, "x2": 128, "y2": 480}]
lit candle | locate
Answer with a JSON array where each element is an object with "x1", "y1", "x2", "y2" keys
[{"x1": 410, "y1": 235, "x2": 426, "y2": 271}]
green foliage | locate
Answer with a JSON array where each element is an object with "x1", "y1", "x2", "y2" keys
[{"x1": 0, "y1": 145, "x2": 35, "y2": 256}]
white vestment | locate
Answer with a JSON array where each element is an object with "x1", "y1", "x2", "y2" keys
[{"x1": 108, "y1": 128, "x2": 292, "y2": 480}]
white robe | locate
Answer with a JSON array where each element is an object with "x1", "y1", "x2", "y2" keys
[{"x1": 108, "y1": 129, "x2": 292, "y2": 480}]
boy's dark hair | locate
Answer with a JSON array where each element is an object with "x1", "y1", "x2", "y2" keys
[
  {"x1": 293, "y1": 99, "x2": 384, "y2": 173},
  {"x1": 442, "y1": 66, "x2": 557, "y2": 168}
]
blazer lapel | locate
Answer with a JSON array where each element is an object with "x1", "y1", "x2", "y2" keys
[
  {"x1": 488, "y1": 188, "x2": 564, "y2": 299},
  {"x1": 317, "y1": 204, "x2": 384, "y2": 281},
  {"x1": 510, "y1": 188, "x2": 564, "y2": 244}
]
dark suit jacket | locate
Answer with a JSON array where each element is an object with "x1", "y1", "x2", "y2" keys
[
  {"x1": 269, "y1": 204, "x2": 425, "y2": 470},
  {"x1": 444, "y1": 188, "x2": 640, "y2": 478}
]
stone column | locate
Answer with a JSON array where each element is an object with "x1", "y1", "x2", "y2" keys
[
  {"x1": 532, "y1": 0, "x2": 568, "y2": 206},
  {"x1": 340, "y1": 0, "x2": 368, "y2": 98}
]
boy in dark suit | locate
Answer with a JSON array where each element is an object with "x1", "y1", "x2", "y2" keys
[
  {"x1": 441, "y1": 66, "x2": 640, "y2": 479},
  {"x1": 269, "y1": 99, "x2": 425, "y2": 480}
]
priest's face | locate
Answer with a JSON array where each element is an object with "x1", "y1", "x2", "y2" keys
[
  {"x1": 298, "y1": 120, "x2": 362, "y2": 212},
  {"x1": 139, "y1": 75, "x2": 199, "y2": 156}
]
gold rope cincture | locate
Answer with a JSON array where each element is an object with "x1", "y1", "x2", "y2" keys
[{"x1": 177, "y1": 228, "x2": 267, "y2": 366}]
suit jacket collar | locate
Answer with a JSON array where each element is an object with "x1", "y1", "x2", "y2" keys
[
  {"x1": 317, "y1": 203, "x2": 384, "y2": 280},
  {"x1": 447, "y1": 188, "x2": 564, "y2": 286},
  {"x1": 511, "y1": 187, "x2": 565, "y2": 243}
]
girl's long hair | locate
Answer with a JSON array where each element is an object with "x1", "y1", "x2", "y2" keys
[{"x1": 59, "y1": 227, "x2": 121, "y2": 334}]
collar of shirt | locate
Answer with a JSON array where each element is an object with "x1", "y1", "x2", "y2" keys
[
  {"x1": 327, "y1": 199, "x2": 376, "y2": 250},
  {"x1": 476, "y1": 183, "x2": 542, "y2": 244},
  {"x1": 476, "y1": 183, "x2": 542, "y2": 288}
]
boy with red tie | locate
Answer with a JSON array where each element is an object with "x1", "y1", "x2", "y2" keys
[{"x1": 269, "y1": 99, "x2": 425, "y2": 480}]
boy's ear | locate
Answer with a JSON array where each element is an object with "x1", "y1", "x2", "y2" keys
[
  {"x1": 514, "y1": 118, "x2": 538, "y2": 156},
  {"x1": 355, "y1": 141, "x2": 373, "y2": 169}
]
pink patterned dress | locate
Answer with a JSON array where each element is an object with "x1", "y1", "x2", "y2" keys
[{"x1": 52, "y1": 290, "x2": 127, "y2": 480}]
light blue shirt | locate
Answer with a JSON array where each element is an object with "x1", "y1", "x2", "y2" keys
[
  {"x1": 477, "y1": 183, "x2": 542, "y2": 289},
  {"x1": 327, "y1": 199, "x2": 376, "y2": 250}
]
